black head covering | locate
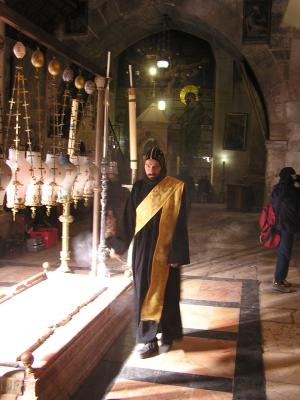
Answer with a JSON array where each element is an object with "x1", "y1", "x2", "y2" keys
[
  {"x1": 145, "y1": 146, "x2": 166, "y2": 170},
  {"x1": 144, "y1": 146, "x2": 167, "y2": 182},
  {"x1": 279, "y1": 167, "x2": 296, "y2": 183}
]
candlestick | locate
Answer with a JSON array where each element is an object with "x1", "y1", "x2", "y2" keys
[{"x1": 67, "y1": 99, "x2": 79, "y2": 157}]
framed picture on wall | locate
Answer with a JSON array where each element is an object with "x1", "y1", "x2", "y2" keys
[
  {"x1": 223, "y1": 113, "x2": 248, "y2": 151},
  {"x1": 242, "y1": 0, "x2": 272, "y2": 43}
]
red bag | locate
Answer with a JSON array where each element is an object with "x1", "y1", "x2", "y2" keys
[{"x1": 259, "y1": 203, "x2": 281, "y2": 249}]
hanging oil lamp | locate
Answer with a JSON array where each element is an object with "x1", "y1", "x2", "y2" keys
[
  {"x1": 41, "y1": 56, "x2": 64, "y2": 215},
  {"x1": 0, "y1": 148, "x2": 12, "y2": 210},
  {"x1": 41, "y1": 152, "x2": 65, "y2": 215},
  {"x1": 71, "y1": 153, "x2": 92, "y2": 207},
  {"x1": 83, "y1": 156, "x2": 98, "y2": 206},
  {"x1": 24, "y1": 47, "x2": 46, "y2": 218},
  {"x1": 0, "y1": 87, "x2": 11, "y2": 209},
  {"x1": 25, "y1": 150, "x2": 45, "y2": 218},
  {"x1": 5, "y1": 42, "x2": 34, "y2": 220}
]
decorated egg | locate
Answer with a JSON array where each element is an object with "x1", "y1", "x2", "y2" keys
[
  {"x1": 31, "y1": 48, "x2": 45, "y2": 68},
  {"x1": 62, "y1": 66, "x2": 74, "y2": 82},
  {"x1": 13, "y1": 41, "x2": 26, "y2": 59},
  {"x1": 84, "y1": 80, "x2": 95, "y2": 94},
  {"x1": 75, "y1": 73, "x2": 85, "y2": 89},
  {"x1": 48, "y1": 57, "x2": 61, "y2": 76}
]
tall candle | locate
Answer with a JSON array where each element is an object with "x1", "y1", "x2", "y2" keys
[
  {"x1": 128, "y1": 87, "x2": 137, "y2": 180},
  {"x1": 106, "y1": 51, "x2": 111, "y2": 78},
  {"x1": 68, "y1": 99, "x2": 79, "y2": 156},
  {"x1": 129, "y1": 65, "x2": 133, "y2": 88}
]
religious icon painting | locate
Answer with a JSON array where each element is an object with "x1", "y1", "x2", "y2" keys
[
  {"x1": 223, "y1": 113, "x2": 248, "y2": 151},
  {"x1": 242, "y1": 0, "x2": 272, "y2": 43}
]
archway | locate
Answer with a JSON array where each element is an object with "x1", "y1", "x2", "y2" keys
[{"x1": 114, "y1": 26, "x2": 267, "y2": 209}]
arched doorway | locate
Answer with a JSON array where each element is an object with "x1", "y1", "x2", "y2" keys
[{"x1": 115, "y1": 28, "x2": 267, "y2": 209}]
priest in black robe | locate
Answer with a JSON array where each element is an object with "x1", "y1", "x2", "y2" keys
[{"x1": 108, "y1": 146, "x2": 190, "y2": 358}]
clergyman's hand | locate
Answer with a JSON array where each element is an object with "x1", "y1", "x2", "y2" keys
[
  {"x1": 169, "y1": 263, "x2": 179, "y2": 268},
  {"x1": 109, "y1": 248, "x2": 122, "y2": 262}
]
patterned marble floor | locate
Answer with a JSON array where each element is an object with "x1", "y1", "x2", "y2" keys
[
  {"x1": 1, "y1": 203, "x2": 300, "y2": 400},
  {"x1": 101, "y1": 276, "x2": 264, "y2": 400}
]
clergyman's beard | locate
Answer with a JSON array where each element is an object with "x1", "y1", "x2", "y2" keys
[{"x1": 147, "y1": 174, "x2": 156, "y2": 179}]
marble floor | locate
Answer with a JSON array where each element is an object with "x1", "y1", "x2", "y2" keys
[{"x1": 0, "y1": 203, "x2": 300, "y2": 399}]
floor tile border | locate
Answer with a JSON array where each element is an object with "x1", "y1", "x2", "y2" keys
[
  {"x1": 233, "y1": 280, "x2": 266, "y2": 400},
  {"x1": 182, "y1": 276, "x2": 265, "y2": 399},
  {"x1": 183, "y1": 328, "x2": 237, "y2": 341},
  {"x1": 181, "y1": 298, "x2": 240, "y2": 308},
  {"x1": 120, "y1": 365, "x2": 233, "y2": 393}
]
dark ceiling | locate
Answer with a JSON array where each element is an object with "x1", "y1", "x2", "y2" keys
[
  {"x1": 4, "y1": 0, "x2": 242, "y2": 73},
  {"x1": 6, "y1": 0, "x2": 88, "y2": 36}
]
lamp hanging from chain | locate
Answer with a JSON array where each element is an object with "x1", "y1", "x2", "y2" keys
[
  {"x1": 41, "y1": 57, "x2": 65, "y2": 215},
  {"x1": 5, "y1": 41, "x2": 35, "y2": 220},
  {"x1": 72, "y1": 79, "x2": 98, "y2": 207},
  {"x1": 156, "y1": 15, "x2": 171, "y2": 69},
  {"x1": 0, "y1": 82, "x2": 11, "y2": 210},
  {"x1": 24, "y1": 47, "x2": 47, "y2": 218},
  {"x1": 70, "y1": 73, "x2": 95, "y2": 207},
  {"x1": 58, "y1": 65, "x2": 74, "y2": 153}
]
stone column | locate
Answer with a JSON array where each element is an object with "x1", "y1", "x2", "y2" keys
[{"x1": 265, "y1": 140, "x2": 287, "y2": 198}]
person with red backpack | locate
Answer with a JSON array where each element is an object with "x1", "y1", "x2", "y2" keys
[{"x1": 271, "y1": 167, "x2": 300, "y2": 293}]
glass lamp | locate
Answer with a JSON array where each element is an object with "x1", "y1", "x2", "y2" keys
[
  {"x1": 42, "y1": 153, "x2": 65, "y2": 215},
  {"x1": 157, "y1": 58, "x2": 169, "y2": 69},
  {"x1": 25, "y1": 150, "x2": 45, "y2": 218},
  {"x1": 158, "y1": 100, "x2": 166, "y2": 110},
  {"x1": 70, "y1": 154, "x2": 90, "y2": 206},
  {"x1": 57, "y1": 154, "x2": 78, "y2": 202},
  {"x1": 6, "y1": 149, "x2": 31, "y2": 219},
  {"x1": 0, "y1": 153, "x2": 12, "y2": 210}
]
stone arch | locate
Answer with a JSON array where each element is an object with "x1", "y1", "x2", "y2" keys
[
  {"x1": 92, "y1": 0, "x2": 284, "y2": 142},
  {"x1": 87, "y1": 0, "x2": 290, "y2": 196}
]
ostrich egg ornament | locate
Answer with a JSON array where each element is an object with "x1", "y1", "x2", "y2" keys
[
  {"x1": 63, "y1": 66, "x2": 74, "y2": 83},
  {"x1": 75, "y1": 74, "x2": 85, "y2": 89},
  {"x1": 31, "y1": 48, "x2": 45, "y2": 68},
  {"x1": 48, "y1": 57, "x2": 61, "y2": 76},
  {"x1": 13, "y1": 41, "x2": 26, "y2": 59},
  {"x1": 84, "y1": 80, "x2": 95, "y2": 95}
]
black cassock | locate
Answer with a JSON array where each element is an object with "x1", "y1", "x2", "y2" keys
[{"x1": 108, "y1": 175, "x2": 190, "y2": 344}]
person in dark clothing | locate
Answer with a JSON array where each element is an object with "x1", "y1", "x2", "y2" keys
[
  {"x1": 271, "y1": 167, "x2": 300, "y2": 293},
  {"x1": 108, "y1": 147, "x2": 190, "y2": 358},
  {"x1": 177, "y1": 165, "x2": 195, "y2": 214}
]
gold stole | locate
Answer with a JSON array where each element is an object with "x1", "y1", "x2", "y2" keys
[{"x1": 135, "y1": 176, "x2": 184, "y2": 322}]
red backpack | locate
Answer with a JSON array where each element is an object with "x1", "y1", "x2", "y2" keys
[{"x1": 259, "y1": 203, "x2": 281, "y2": 248}]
